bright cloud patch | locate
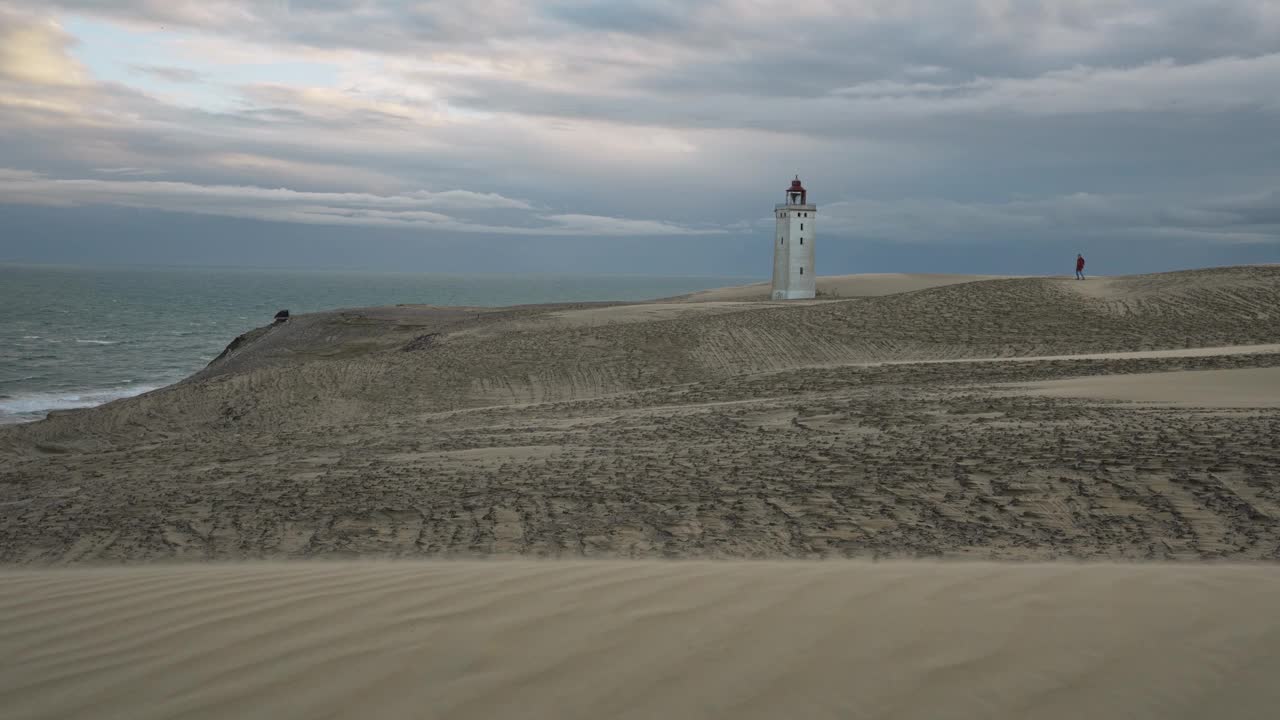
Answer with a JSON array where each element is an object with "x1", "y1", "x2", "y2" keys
[{"x1": 0, "y1": 11, "x2": 86, "y2": 87}]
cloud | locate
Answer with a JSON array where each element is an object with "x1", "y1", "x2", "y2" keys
[
  {"x1": 130, "y1": 64, "x2": 204, "y2": 83},
  {"x1": 0, "y1": 170, "x2": 719, "y2": 235},
  {"x1": 0, "y1": 9, "x2": 86, "y2": 87},
  {"x1": 209, "y1": 153, "x2": 408, "y2": 193},
  {"x1": 541, "y1": 214, "x2": 723, "y2": 236},
  {"x1": 821, "y1": 190, "x2": 1280, "y2": 245},
  {"x1": 0, "y1": 0, "x2": 1278, "y2": 268},
  {"x1": 0, "y1": 170, "x2": 523, "y2": 212},
  {"x1": 547, "y1": 1, "x2": 688, "y2": 35},
  {"x1": 92, "y1": 166, "x2": 167, "y2": 176}
]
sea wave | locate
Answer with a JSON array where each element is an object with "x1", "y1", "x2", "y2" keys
[
  {"x1": 0, "y1": 375, "x2": 46, "y2": 385},
  {"x1": 0, "y1": 384, "x2": 160, "y2": 423},
  {"x1": 75, "y1": 339, "x2": 120, "y2": 345}
]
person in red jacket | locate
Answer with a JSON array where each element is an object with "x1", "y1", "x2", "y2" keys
[{"x1": 1075, "y1": 254, "x2": 1086, "y2": 280}]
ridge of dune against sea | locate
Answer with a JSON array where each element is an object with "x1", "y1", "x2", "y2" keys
[
  {"x1": 6, "y1": 264, "x2": 1279, "y2": 565},
  {"x1": 0, "y1": 264, "x2": 751, "y2": 424}
]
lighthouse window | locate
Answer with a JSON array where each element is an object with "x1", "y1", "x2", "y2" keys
[
  {"x1": 800, "y1": 267, "x2": 804, "y2": 275},
  {"x1": 800, "y1": 237, "x2": 803, "y2": 244},
  {"x1": 800, "y1": 223, "x2": 803, "y2": 230},
  {"x1": 780, "y1": 237, "x2": 784, "y2": 244}
]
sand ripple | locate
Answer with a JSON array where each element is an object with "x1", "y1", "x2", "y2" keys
[{"x1": 2, "y1": 561, "x2": 1280, "y2": 719}]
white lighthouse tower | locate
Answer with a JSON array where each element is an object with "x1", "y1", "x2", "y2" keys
[{"x1": 771, "y1": 176, "x2": 816, "y2": 300}]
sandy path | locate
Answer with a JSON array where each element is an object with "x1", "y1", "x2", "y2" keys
[
  {"x1": 867, "y1": 343, "x2": 1280, "y2": 366},
  {"x1": 3, "y1": 561, "x2": 1280, "y2": 720},
  {"x1": 1014, "y1": 366, "x2": 1280, "y2": 407}
]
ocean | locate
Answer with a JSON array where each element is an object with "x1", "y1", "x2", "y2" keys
[{"x1": 0, "y1": 264, "x2": 749, "y2": 425}]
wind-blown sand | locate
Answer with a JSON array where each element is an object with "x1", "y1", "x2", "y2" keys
[
  {"x1": 2, "y1": 266, "x2": 1280, "y2": 718},
  {"x1": 4, "y1": 561, "x2": 1280, "y2": 720}
]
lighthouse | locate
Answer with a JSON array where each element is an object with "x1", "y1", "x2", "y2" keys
[{"x1": 771, "y1": 176, "x2": 816, "y2": 300}]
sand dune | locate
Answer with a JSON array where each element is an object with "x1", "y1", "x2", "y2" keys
[
  {"x1": 3, "y1": 561, "x2": 1280, "y2": 720},
  {"x1": 675, "y1": 272, "x2": 1019, "y2": 302},
  {"x1": 1, "y1": 265, "x2": 1278, "y2": 563}
]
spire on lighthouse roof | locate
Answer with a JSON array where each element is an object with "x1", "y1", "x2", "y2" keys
[{"x1": 785, "y1": 175, "x2": 807, "y2": 205}]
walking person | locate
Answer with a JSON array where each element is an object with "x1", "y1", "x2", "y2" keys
[{"x1": 1075, "y1": 253, "x2": 1086, "y2": 280}]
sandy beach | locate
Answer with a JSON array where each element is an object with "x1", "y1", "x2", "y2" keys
[
  {"x1": 2, "y1": 266, "x2": 1279, "y2": 718},
  {"x1": 4, "y1": 560, "x2": 1280, "y2": 720}
]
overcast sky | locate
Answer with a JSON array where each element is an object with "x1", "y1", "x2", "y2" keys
[{"x1": 1, "y1": 0, "x2": 1277, "y2": 275}]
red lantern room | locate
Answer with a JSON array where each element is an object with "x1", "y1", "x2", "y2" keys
[{"x1": 785, "y1": 175, "x2": 807, "y2": 205}]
